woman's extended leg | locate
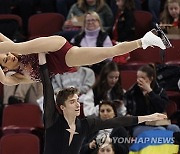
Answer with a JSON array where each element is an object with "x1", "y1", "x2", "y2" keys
[
  {"x1": 0, "y1": 30, "x2": 166, "y2": 67},
  {"x1": 65, "y1": 31, "x2": 166, "y2": 67}
]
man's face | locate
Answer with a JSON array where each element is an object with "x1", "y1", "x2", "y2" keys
[{"x1": 61, "y1": 94, "x2": 80, "y2": 117}]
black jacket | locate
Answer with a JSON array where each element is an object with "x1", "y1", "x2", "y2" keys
[
  {"x1": 80, "y1": 126, "x2": 129, "y2": 154},
  {"x1": 116, "y1": 9, "x2": 135, "y2": 42},
  {"x1": 125, "y1": 82, "x2": 169, "y2": 116}
]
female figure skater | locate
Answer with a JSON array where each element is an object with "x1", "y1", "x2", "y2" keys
[
  {"x1": 38, "y1": 52, "x2": 167, "y2": 154},
  {"x1": 0, "y1": 29, "x2": 166, "y2": 85}
]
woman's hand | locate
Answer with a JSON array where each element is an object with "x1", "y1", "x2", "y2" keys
[{"x1": 137, "y1": 78, "x2": 152, "y2": 93}]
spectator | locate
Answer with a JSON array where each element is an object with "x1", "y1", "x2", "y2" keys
[
  {"x1": 83, "y1": 61, "x2": 126, "y2": 117},
  {"x1": 80, "y1": 100, "x2": 129, "y2": 154},
  {"x1": 112, "y1": 0, "x2": 135, "y2": 43},
  {"x1": 71, "y1": 11, "x2": 112, "y2": 74},
  {"x1": 66, "y1": 0, "x2": 113, "y2": 31},
  {"x1": 57, "y1": 0, "x2": 114, "y2": 41},
  {"x1": 96, "y1": 143, "x2": 115, "y2": 154},
  {"x1": 125, "y1": 64, "x2": 180, "y2": 137},
  {"x1": 160, "y1": 0, "x2": 180, "y2": 34},
  {"x1": 56, "y1": 0, "x2": 76, "y2": 18},
  {"x1": 52, "y1": 66, "x2": 95, "y2": 103}
]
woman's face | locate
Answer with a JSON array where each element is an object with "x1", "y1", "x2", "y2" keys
[
  {"x1": 86, "y1": 0, "x2": 96, "y2": 6},
  {"x1": 107, "y1": 71, "x2": 120, "y2": 88},
  {"x1": 100, "y1": 104, "x2": 115, "y2": 120},
  {"x1": 168, "y1": 2, "x2": 180, "y2": 20},
  {"x1": 116, "y1": 0, "x2": 125, "y2": 10},
  {"x1": 137, "y1": 71, "x2": 152, "y2": 86},
  {"x1": 85, "y1": 14, "x2": 100, "y2": 30},
  {"x1": 0, "y1": 53, "x2": 18, "y2": 70},
  {"x1": 98, "y1": 144, "x2": 115, "y2": 154}
]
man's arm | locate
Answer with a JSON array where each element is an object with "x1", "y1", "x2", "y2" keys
[
  {"x1": 86, "y1": 113, "x2": 167, "y2": 134},
  {"x1": 38, "y1": 53, "x2": 58, "y2": 129}
]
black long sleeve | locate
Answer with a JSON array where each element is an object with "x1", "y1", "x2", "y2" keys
[
  {"x1": 39, "y1": 64, "x2": 58, "y2": 129},
  {"x1": 86, "y1": 116, "x2": 138, "y2": 134},
  {"x1": 148, "y1": 89, "x2": 168, "y2": 113}
]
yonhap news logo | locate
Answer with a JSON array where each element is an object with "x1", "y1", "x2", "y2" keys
[{"x1": 111, "y1": 137, "x2": 175, "y2": 144}]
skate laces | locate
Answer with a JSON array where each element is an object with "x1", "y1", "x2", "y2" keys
[{"x1": 154, "y1": 24, "x2": 172, "y2": 48}]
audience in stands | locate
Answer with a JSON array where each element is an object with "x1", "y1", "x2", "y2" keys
[
  {"x1": 80, "y1": 100, "x2": 129, "y2": 154},
  {"x1": 111, "y1": 0, "x2": 135, "y2": 43},
  {"x1": 66, "y1": 0, "x2": 113, "y2": 31},
  {"x1": 83, "y1": 61, "x2": 126, "y2": 117},
  {"x1": 134, "y1": 0, "x2": 161, "y2": 23},
  {"x1": 56, "y1": 0, "x2": 77, "y2": 18},
  {"x1": 160, "y1": 0, "x2": 180, "y2": 34},
  {"x1": 125, "y1": 64, "x2": 180, "y2": 137},
  {"x1": 52, "y1": 66, "x2": 95, "y2": 103},
  {"x1": 57, "y1": 0, "x2": 114, "y2": 41},
  {"x1": 0, "y1": 0, "x2": 180, "y2": 153},
  {"x1": 3, "y1": 83, "x2": 43, "y2": 105},
  {"x1": 71, "y1": 11, "x2": 112, "y2": 75}
]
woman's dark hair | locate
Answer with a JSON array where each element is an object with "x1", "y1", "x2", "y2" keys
[
  {"x1": 99, "y1": 100, "x2": 118, "y2": 117},
  {"x1": 93, "y1": 61, "x2": 124, "y2": 105},
  {"x1": 124, "y1": 0, "x2": 135, "y2": 11},
  {"x1": 56, "y1": 87, "x2": 79, "y2": 106},
  {"x1": 77, "y1": 0, "x2": 105, "y2": 12},
  {"x1": 138, "y1": 63, "x2": 156, "y2": 88}
]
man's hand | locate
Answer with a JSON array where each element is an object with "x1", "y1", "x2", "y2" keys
[{"x1": 138, "y1": 113, "x2": 167, "y2": 124}]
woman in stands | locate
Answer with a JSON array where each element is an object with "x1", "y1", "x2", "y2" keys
[{"x1": 0, "y1": 29, "x2": 166, "y2": 86}]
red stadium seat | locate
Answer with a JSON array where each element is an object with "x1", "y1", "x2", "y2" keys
[
  {"x1": 166, "y1": 100, "x2": 178, "y2": 118},
  {"x1": 0, "y1": 14, "x2": 23, "y2": 41},
  {"x1": 0, "y1": 133, "x2": 40, "y2": 154},
  {"x1": 134, "y1": 10, "x2": 153, "y2": 39},
  {"x1": 2, "y1": 104, "x2": 44, "y2": 134},
  {"x1": 120, "y1": 70, "x2": 137, "y2": 90},
  {"x1": 128, "y1": 47, "x2": 161, "y2": 63},
  {"x1": 28, "y1": 13, "x2": 65, "y2": 39},
  {"x1": 164, "y1": 39, "x2": 180, "y2": 63},
  {"x1": 0, "y1": 14, "x2": 22, "y2": 27}
]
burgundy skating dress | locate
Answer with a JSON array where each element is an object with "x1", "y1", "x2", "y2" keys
[{"x1": 16, "y1": 41, "x2": 76, "y2": 81}]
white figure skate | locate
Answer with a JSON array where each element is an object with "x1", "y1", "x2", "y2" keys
[{"x1": 141, "y1": 24, "x2": 172, "y2": 50}]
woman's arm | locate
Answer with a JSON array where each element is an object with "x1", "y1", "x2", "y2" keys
[
  {"x1": 0, "y1": 35, "x2": 66, "y2": 55},
  {"x1": 0, "y1": 33, "x2": 14, "y2": 42},
  {"x1": 0, "y1": 68, "x2": 34, "y2": 85}
]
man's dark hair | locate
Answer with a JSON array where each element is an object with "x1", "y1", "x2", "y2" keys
[{"x1": 56, "y1": 87, "x2": 79, "y2": 106}]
